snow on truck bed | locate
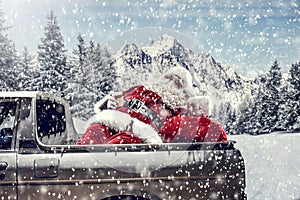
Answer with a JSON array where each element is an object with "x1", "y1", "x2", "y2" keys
[{"x1": 229, "y1": 132, "x2": 300, "y2": 200}]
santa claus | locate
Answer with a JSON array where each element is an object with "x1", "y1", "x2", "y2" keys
[{"x1": 77, "y1": 67, "x2": 227, "y2": 145}]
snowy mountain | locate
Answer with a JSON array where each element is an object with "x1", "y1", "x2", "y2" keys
[{"x1": 109, "y1": 34, "x2": 249, "y2": 120}]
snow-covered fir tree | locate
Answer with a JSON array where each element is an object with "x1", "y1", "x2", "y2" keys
[
  {"x1": 70, "y1": 35, "x2": 115, "y2": 120},
  {"x1": 18, "y1": 46, "x2": 35, "y2": 90},
  {"x1": 224, "y1": 103, "x2": 238, "y2": 135},
  {"x1": 277, "y1": 62, "x2": 300, "y2": 132},
  {"x1": 73, "y1": 34, "x2": 87, "y2": 67},
  {"x1": 235, "y1": 91, "x2": 256, "y2": 135},
  {"x1": 69, "y1": 34, "x2": 95, "y2": 120},
  {"x1": 90, "y1": 42, "x2": 115, "y2": 94},
  {"x1": 66, "y1": 33, "x2": 86, "y2": 107},
  {"x1": 238, "y1": 61, "x2": 283, "y2": 135},
  {"x1": 264, "y1": 61, "x2": 283, "y2": 132},
  {"x1": 36, "y1": 10, "x2": 69, "y2": 97},
  {"x1": 0, "y1": 6, "x2": 19, "y2": 91}
]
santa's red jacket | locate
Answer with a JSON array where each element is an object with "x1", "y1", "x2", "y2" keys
[{"x1": 77, "y1": 86, "x2": 227, "y2": 145}]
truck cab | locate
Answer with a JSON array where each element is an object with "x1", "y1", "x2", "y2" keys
[
  {"x1": 0, "y1": 91, "x2": 246, "y2": 200},
  {"x1": 0, "y1": 92, "x2": 77, "y2": 199}
]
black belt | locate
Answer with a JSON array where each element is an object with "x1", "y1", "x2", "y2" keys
[{"x1": 124, "y1": 99, "x2": 163, "y2": 130}]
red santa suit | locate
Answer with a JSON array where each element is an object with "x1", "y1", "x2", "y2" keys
[
  {"x1": 159, "y1": 96, "x2": 227, "y2": 143},
  {"x1": 159, "y1": 115, "x2": 227, "y2": 143},
  {"x1": 77, "y1": 85, "x2": 182, "y2": 144},
  {"x1": 77, "y1": 67, "x2": 227, "y2": 145}
]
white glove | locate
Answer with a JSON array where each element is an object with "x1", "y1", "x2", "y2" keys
[
  {"x1": 94, "y1": 93, "x2": 117, "y2": 113},
  {"x1": 106, "y1": 95, "x2": 117, "y2": 110}
]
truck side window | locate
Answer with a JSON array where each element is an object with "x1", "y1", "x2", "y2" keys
[
  {"x1": 36, "y1": 100, "x2": 66, "y2": 145},
  {"x1": 0, "y1": 102, "x2": 17, "y2": 150}
]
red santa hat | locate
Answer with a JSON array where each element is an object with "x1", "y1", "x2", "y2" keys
[{"x1": 145, "y1": 67, "x2": 194, "y2": 109}]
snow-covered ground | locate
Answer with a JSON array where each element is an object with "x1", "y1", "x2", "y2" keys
[{"x1": 228, "y1": 133, "x2": 300, "y2": 200}]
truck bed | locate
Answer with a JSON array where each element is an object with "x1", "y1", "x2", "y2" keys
[{"x1": 16, "y1": 142, "x2": 246, "y2": 200}]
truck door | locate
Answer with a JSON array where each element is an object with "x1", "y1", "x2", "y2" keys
[
  {"x1": 0, "y1": 101, "x2": 17, "y2": 199},
  {"x1": 17, "y1": 97, "x2": 78, "y2": 199}
]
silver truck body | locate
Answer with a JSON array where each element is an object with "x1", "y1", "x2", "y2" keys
[{"x1": 0, "y1": 92, "x2": 246, "y2": 200}]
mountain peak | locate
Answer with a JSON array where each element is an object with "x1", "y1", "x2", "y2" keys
[
  {"x1": 120, "y1": 43, "x2": 139, "y2": 54},
  {"x1": 160, "y1": 34, "x2": 178, "y2": 43},
  {"x1": 148, "y1": 34, "x2": 178, "y2": 49},
  {"x1": 143, "y1": 34, "x2": 189, "y2": 57}
]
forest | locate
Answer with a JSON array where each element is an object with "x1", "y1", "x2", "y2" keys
[{"x1": 0, "y1": 9, "x2": 299, "y2": 135}]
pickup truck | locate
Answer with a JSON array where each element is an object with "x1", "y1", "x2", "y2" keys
[{"x1": 0, "y1": 91, "x2": 246, "y2": 200}]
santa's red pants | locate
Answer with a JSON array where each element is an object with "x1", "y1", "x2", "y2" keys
[{"x1": 77, "y1": 123, "x2": 142, "y2": 145}]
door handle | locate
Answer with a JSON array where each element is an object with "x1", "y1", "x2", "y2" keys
[{"x1": 0, "y1": 162, "x2": 8, "y2": 170}]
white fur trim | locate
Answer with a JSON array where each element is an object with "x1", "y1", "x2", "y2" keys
[{"x1": 87, "y1": 109, "x2": 163, "y2": 144}]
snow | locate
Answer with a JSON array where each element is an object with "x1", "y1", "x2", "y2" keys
[{"x1": 228, "y1": 132, "x2": 300, "y2": 200}]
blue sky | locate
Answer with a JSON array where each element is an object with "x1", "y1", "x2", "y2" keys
[{"x1": 2, "y1": 0, "x2": 300, "y2": 77}]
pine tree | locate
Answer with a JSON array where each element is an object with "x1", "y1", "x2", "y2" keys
[
  {"x1": 278, "y1": 62, "x2": 300, "y2": 132},
  {"x1": 249, "y1": 82, "x2": 268, "y2": 134},
  {"x1": 236, "y1": 90, "x2": 258, "y2": 135},
  {"x1": 37, "y1": 10, "x2": 69, "y2": 96},
  {"x1": 288, "y1": 62, "x2": 300, "y2": 131},
  {"x1": 72, "y1": 34, "x2": 87, "y2": 67},
  {"x1": 69, "y1": 34, "x2": 93, "y2": 120},
  {"x1": 0, "y1": 5, "x2": 19, "y2": 91},
  {"x1": 250, "y1": 61, "x2": 282, "y2": 134},
  {"x1": 66, "y1": 34, "x2": 85, "y2": 105},
  {"x1": 70, "y1": 36, "x2": 115, "y2": 120},
  {"x1": 236, "y1": 61, "x2": 283, "y2": 135},
  {"x1": 18, "y1": 46, "x2": 35, "y2": 90},
  {"x1": 70, "y1": 37, "x2": 98, "y2": 120},
  {"x1": 90, "y1": 43, "x2": 115, "y2": 94},
  {"x1": 224, "y1": 103, "x2": 238, "y2": 135}
]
